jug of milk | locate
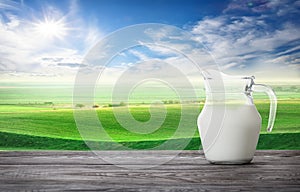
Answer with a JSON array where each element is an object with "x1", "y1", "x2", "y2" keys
[{"x1": 198, "y1": 70, "x2": 277, "y2": 164}]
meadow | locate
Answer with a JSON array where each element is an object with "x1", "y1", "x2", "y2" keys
[{"x1": 0, "y1": 83, "x2": 299, "y2": 150}]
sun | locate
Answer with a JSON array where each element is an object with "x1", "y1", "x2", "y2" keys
[{"x1": 34, "y1": 18, "x2": 68, "y2": 39}]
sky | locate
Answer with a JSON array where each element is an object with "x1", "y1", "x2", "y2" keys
[{"x1": 0, "y1": 0, "x2": 299, "y2": 83}]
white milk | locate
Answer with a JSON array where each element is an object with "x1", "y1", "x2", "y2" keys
[{"x1": 197, "y1": 104, "x2": 262, "y2": 164}]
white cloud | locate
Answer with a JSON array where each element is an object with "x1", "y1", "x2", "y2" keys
[
  {"x1": 0, "y1": 0, "x2": 103, "y2": 82},
  {"x1": 223, "y1": 0, "x2": 300, "y2": 15},
  {"x1": 220, "y1": 62, "x2": 238, "y2": 70},
  {"x1": 0, "y1": 0, "x2": 20, "y2": 10},
  {"x1": 128, "y1": 49, "x2": 150, "y2": 61},
  {"x1": 145, "y1": 44, "x2": 179, "y2": 56},
  {"x1": 84, "y1": 26, "x2": 102, "y2": 51},
  {"x1": 191, "y1": 1, "x2": 300, "y2": 80}
]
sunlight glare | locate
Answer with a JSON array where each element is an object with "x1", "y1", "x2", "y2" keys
[{"x1": 34, "y1": 18, "x2": 67, "y2": 39}]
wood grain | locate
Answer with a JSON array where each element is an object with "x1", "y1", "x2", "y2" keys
[{"x1": 0, "y1": 150, "x2": 299, "y2": 191}]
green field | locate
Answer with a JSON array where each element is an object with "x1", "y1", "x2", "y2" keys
[
  {"x1": 0, "y1": 83, "x2": 299, "y2": 150},
  {"x1": 0, "y1": 100, "x2": 299, "y2": 150}
]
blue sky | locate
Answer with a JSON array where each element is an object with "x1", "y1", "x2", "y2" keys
[
  {"x1": 36, "y1": 0, "x2": 229, "y2": 30},
  {"x1": 0, "y1": 0, "x2": 299, "y2": 82}
]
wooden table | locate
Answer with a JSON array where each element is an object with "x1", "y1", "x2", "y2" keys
[{"x1": 0, "y1": 150, "x2": 299, "y2": 191}]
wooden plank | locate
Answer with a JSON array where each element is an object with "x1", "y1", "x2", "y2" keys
[{"x1": 0, "y1": 150, "x2": 299, "y2": 191}]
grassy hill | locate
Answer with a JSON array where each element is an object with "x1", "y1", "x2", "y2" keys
[{"x1": 0, "y1": 99, "x2": 299, "y2": 150}]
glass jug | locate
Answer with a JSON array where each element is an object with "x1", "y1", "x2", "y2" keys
[{"x1": 197, "y1": 70, "x2": 277, "y2": 164}]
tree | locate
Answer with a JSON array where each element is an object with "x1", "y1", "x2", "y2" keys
[
  {"x1": 119, "y1": 101, "x2": 126, "y2": 106},
  {"x1": 75, "y1": 104, "x2": 85, "y2": 108}
]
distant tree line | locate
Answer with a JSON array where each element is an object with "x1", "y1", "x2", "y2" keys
[{"x1": 274, "y1": 86, "x2": 299, "y2": 92}]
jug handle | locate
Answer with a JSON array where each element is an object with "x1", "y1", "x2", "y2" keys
[{"x1": 252, "y1": 84, "x2": 277, "y2": 132}]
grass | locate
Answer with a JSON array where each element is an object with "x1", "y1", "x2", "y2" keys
[
  {"x1": 0, "y1": 99, "x2": 299, "y2": 150},
  {"x1": 0, "y1": 130, "x2": 299, "y2": 151}
]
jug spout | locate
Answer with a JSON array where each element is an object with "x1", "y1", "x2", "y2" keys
[
  {"x1": 202, "y1": 70, "x2": 255, "y2": 93},
  {"x1": 201, "y1": 69, "x2": 225, "y2": 93}
]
